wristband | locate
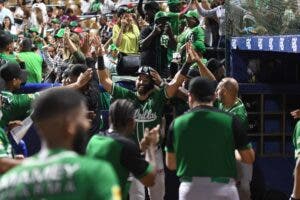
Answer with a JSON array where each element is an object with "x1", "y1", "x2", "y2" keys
[
  {"x1": 97, "y1": 56, "x2": 105, "y2": 70},
  {"x1": 180, "y1": 62, "x2": 190, "y2": 77}
]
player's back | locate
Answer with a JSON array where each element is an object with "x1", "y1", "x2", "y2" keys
[{"x1": 0, "y1": 149, "x2": 120, "y2": 200}]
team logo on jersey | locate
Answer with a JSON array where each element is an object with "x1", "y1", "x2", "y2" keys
[{"x1": 134, "y1": 109, "x2": 157, "y2": 123}]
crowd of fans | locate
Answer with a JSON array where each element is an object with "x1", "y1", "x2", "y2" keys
[{"x1": 0, "y1": 0, "x2": 266, "y2": 200}]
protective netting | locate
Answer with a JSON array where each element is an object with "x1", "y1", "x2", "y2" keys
[{"x1": 226, "y1": 0, "x2": 300, "y2": 36}]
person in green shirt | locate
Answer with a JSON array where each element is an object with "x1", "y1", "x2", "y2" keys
[
  {"x1": 216, "y1": 77, "x2": 252, "y2": 200},
  {"x1": 0, "y1": 30, "x2": 17, "y2": 62},
  {"x1": 87, "y1": 99, "x2": 159, "y2": 199},
  {"x1": 17, "y1": 38, "x2": 43, "y2": 83},
  {"x1": 165, "y1": 77, "x2": 255, "y2": 200},
  {"x1": 292, "y1": 119, "x2": 300, "y2": 199},
  {"x1": 0, "y1": 88, "x2": 121, "y2": 200},
  {"x1": 97, "y1": 42, "x2": 190, "y2": 199}
]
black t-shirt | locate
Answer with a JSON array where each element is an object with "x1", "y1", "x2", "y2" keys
[{"x1": 140, "y1": 25, "x2": 168, "y2": 77}]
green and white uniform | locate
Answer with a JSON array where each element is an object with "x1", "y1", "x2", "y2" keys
[
  {"x1": 0, "y1": 128, "x2": 13, "y2": 158},
  {"x1": 0, "y1": 91, "x2": 39, "y2": 128},
  {"x1": 217, "y1": 98, "x2": 252, "y2": 200},
  {"x1": 166, "y1": 106, "x2": 251, "y2": 200},
  {"x1": 86, "y1": 132, "x2": 153, "y2": 200},
  {"x1": 0, "y1": 148, "x2": 121, "y2": 200},
  {"x1": 293, "y1": 121, "x2": 300, "y2": 158},
  {"x1": 111, "y1": 84, "x2": 166, "y2": 200}
]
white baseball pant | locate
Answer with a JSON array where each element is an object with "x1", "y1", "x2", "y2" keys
[
  {"x1": 129, "y1": 148, "x2": 165, "y2": 200},
  {"x1": 236, "y1": 161, "x2": 253, "y2": 200},
  {"x1": 179, "y1": 177, "x2": 239, "y2": 200}
]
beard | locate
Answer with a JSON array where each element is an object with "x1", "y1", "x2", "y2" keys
[
  {"x1": 72, "y1": 125, "x2": 88, "y2": 155},
  {"x1": 137, "y1": 82, "x2": 154, "y2": 96}
]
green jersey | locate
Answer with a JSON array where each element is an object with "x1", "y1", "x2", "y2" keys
[
  {"x1": 17, "y1": 52, "x2": 43, "y2": 83},
  {"x1": 87, "y1": 132, "x2": 153, "y2": 199},
  {"x1": 111, "y1": 84, "x2": 168, "y2": 143},
  {"x1": 216, "y1": 98, "x2": 249, "y2": 130},
  {"x1": 0, "y1": 128, "x2": 13, "y2": 158},
  {"x1": 165, "y1": 106, "x2": 251, "y2": 180},
  {"x1": 167, "y1": 12, "x2": 180, "y2": 36},
  {"x1": 0, "y1": 53, "x2": 17, "y2": 62},
  {"x1": 0, "y1": 149, "x2": 121, "y2": 200},
  {"x1": 0, "y1": 91, "x2": 39, "y2": 128},
  {"x1": 293, "y1": 121, "x2": 300, "y2": 158}
]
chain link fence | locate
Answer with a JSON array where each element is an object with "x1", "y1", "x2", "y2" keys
[{"x1": 226, "y1": 0, "x2": 300, "y2": 37}]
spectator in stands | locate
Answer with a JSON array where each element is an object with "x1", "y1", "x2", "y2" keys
[
  {"x1": 104, "y1": 44, "x2": 118, "y2": 76},
  {"x1": 99, "y1": 15, "x2": 113, "y2": 44},
  {"x1": 100, "y1": 0, "x2": 116, "y2": 15},
  {"x1": 194, "y1": 0, "x2": 225, "y2": 47},
  {"x1": 112, "y1": 6, "x2": 140, "y2": 55},
  {"x1": 60, "y1": 8, "x2": 78, "y2": 23},
  {"x1": 0, "y1": 30, "x2": 16, "y2": 62},
  {"x1": 89, "y1": 0, "x2": 102, "y2": 14},
  {"x1": 0, "y1": 0, "x2": 14, "y2": 25},
  {"x1": 140, "y1": 11, "x2": 177, "y2": 78},
  {"x1": 63, "y1": 28, "x2": 86, "y2": 64},
  {"x1": 17, "y1": 38, "x2": 43, "y2": 83},
  {"x1": 2, "y1": 16, "x2": 17, "y2": 35},
  {"x1": 177, "y1": 10, "x2": 206, "y2": 61}
]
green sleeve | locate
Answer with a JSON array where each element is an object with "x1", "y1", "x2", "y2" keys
[
  {"x1": 0, "y1": 129, "x2": 8, "y2": 158},
  {"x1": 90, "y1": 160, "x2": 121, "y2": 200},
  {"x1": 111, "y1": 83, "x2": 136, "y2": 100},
  {"x1": 293, "y1": 121, "x2": 300, "y2": 158}
]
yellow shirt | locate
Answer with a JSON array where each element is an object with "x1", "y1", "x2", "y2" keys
[{"x1": 112, "y1": 24, "x2": 140, "y2": 54}]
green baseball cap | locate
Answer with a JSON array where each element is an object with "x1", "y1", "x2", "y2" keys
[
  {"x1": 154, "y1": 11, "x2": 170, "y2": 22},
  {"x1": 70, "y1": 21, "x2": 78, "y2": 27},
  {"x1": 51, "y1": 18, "x2": 60, "y2": 24},
  {"x1": 192, "y1": 41, "x2": 206, "y2": 54},
  {"x1": 167, "y1": 0, "x2": 181, "y2": 5},
  {"x1": 29, "y1": 27, "x2": 39, "y2": 33},
  {"x1": 184, "y1": 10, "x2": 200, "y2": 20},
  {"x1": 55, "y1": 28, "x2": 65, "y2": 38},
  {"x1": 108, "y1": 44, "x2": 118, "y2": 51}
]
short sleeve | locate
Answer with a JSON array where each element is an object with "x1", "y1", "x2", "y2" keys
[
  {"x1": 111, "y1": 83, "x2": 135, "y2": 100},
  {"x1": 120, "y1": 139, "x2": 152, "y2": 179},
  {"x1": 232, "y1": 116, "x2": 251, "y2": 150},
  {"x1": 90, "y1": 160, "x2": 121, "y2": 200},
  {"x1": 293, "y1": 121, "x2": 300, "y2": 158},
  {"x1": 165, "y1": 121, "x2": 175, "y2": 153}
]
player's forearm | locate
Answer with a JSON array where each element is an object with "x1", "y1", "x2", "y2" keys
[
  {"x1": 0, "y1": 158, "x2": 22, "y2": 174},
  {"x1": 97, "y1": 56, "x2": 113, "y2": 93},
  {"x1": 197, "y1": 59, "x2": 216, "y2": 80}
]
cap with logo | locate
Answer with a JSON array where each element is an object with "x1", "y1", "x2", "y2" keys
[
  {"x1": 55, "y1": 28, "x2": 65, "y2": 38},
  {"x1": 0, "y1": 61, "x2": 27, "y2": 83},
  {"x1": 51, "y1": 18, "x2": 60, "y2": 24},
  {"x1": 70, "y1": 21, "x2": 78, "y2": 27},
  {"x1": 136, "y1": 66, "x2": 154, "y2": 77},
  {"x1": 108, "y1": 44, "x2": 118, "y2": 51},
  {"x1": 29, "y1": 27, "x2": 39, "y2": 33}
]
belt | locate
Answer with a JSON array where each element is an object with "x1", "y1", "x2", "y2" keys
[{"x1": 180, "y1": 177, "x2": 232, "y2": 184}]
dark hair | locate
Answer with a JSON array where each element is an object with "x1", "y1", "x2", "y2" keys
[
  {"x1": 20, "y1": 38, "x2": 33, "y2": 52},
  {"x1": 109, "y1": 99, "x2": 136, "y2": 131},
  {"x1": 2, "y1": 16, "x2": 12, "y2": 30},
  {"x1": 189, "y1": 77, "x2": 216, "y2": 103},
  {"x1": 69, "y1": 64, "x2": 87, "y2": 77},
  {"x1": 32, "y1": 88, "x2": 86, "y2": 122}
]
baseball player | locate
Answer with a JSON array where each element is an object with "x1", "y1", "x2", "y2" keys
[
  {"x1": 216, "y1": 77, "x2": 253, "y2": 200},
  {"x1": 0, "y1": 88, "x2": 121, "y2": 200},
  {"x1": 86, "y1": 99, "x2": 159, "y2": 200},
  {"x1": 165, "y1": 77, "x2": 255, "y2": 200}
]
